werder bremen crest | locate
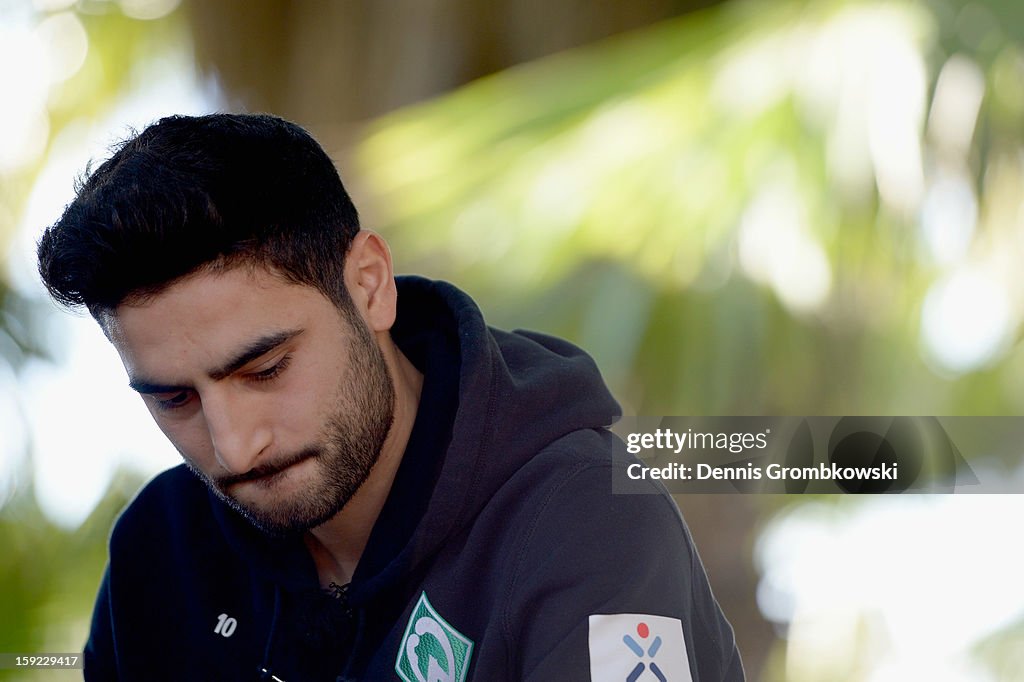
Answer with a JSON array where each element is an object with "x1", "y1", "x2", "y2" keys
[{"x1": 395, "y1": 592, "x2": 474, "y2": 682}]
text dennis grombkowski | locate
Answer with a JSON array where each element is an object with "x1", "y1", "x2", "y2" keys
[
  {"x1": 627, "y1": 461, "x2": 899, "y2": 481},
  {"x1": 624, "y1": 428, "x2": 899, "y2": 482}
]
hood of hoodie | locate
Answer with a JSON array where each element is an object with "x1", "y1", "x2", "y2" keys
[{"x1": 209, "y1": 275, "x2": 621, "y2": 603}]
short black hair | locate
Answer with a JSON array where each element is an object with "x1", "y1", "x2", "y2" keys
[{"x1": 37, "y1": 113, "x2": 360, "y2": 318}]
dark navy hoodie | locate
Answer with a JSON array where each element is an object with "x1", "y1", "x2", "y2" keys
[{"x1": 84, "y1": 276, "x2": 743, "y2": 681}]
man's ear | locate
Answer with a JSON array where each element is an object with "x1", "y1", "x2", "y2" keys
[{"x1": 344, "y1": 230, "x2": 397, "y2": 332}]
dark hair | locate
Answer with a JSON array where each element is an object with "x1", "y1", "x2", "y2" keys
[{"x1": 37, "y1": 113, "x2": 360, "y2": 318}]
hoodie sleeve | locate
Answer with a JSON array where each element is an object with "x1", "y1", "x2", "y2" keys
[
  {"x1": 503, "y1": 459, "x2": 744, "y2": 682},
  {"x1": 83, "y1": 564, "x2": 119, "y2": 681}
]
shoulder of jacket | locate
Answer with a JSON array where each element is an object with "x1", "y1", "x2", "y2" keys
[
  {"x1": 493, "y1": 432, "x2": 738, "y2": 678},
  {"x1": 494, "y1": 429, "x2": 692, "y2": 555}
]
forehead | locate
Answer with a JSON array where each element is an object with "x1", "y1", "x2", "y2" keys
[{"x1": 104, "y1": 266, "x2": 335, "y2": 373}]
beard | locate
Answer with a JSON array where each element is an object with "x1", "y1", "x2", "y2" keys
[{"x1": 186, "y1": 313, "x2": 396, "y2": 536}]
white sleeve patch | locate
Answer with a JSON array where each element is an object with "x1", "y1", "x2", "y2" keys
[{"x1": 588, "y1": 613, "x2": 693, "y2": 682}]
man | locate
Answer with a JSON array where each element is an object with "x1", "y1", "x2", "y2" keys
[{"x1": 37, "y1": 113, "x2": 742, "y2": 681}]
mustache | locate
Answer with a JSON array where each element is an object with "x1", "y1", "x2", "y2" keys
[{"x1": 216, "y1": 448, "x2": 319, "y2": 487}]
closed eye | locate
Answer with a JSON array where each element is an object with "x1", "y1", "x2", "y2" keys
[
  {"x1": 248, "y1": 354, "x2": 292, "y2": 383},
  {"x1": 153, "y1": 390, "x2": 194, "y2": 411}
]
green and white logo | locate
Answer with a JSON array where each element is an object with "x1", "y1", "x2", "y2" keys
[{"x1": 395, "y1": 591, "x2": 474, "y2": 682}]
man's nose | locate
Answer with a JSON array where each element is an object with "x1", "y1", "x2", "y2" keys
[{"x1": 203, "y1": 392, "x2": 272, "y2": 474}]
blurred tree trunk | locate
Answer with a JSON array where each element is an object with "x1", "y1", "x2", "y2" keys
[{"x1": 185, "y1": 0, "x2": 723, "y2": 138}]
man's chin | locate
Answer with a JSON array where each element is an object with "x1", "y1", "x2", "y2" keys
[
  {"x1": 220, "y1": 489, "x2": 332, "y2": 536},
  {"x1": 218, "y1": 492, "x2": 329, "y2": 536}
]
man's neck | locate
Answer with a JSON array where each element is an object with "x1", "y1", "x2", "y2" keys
[{"x1": 304, "y1": 336, "x2": 423, "y2": 587}]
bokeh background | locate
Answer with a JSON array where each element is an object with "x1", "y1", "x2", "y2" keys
[{"x1": 3, "y1": 0, "x2": 1024, "y2": 679}]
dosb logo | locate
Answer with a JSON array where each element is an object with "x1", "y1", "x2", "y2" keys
[
  {"x1": 395, "y1": 592, "x2": 474, "y2": 682},
  {"x1": 589, "y1": 614, "x2": 693, "y2": 682}
]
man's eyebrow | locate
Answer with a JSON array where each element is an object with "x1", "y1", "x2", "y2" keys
[
  {"x1": 207, "y1": 328, "x2": 304, "y2": 381},
  {"x1": 128, "y1": 328, "x2": 304, "y2": 394},
  {"x1": 128, "y1": 378, "x2": 192, "y2": 395}
]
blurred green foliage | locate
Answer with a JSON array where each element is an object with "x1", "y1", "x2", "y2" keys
[
  {"x1": 358, "y1": 0, "x2": 1024, "y2": 421},
  {"x1": 0, "y1": 473, "x2": 141, "y2": 682}
]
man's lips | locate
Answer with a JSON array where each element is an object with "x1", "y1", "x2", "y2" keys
[{"x1": 217, "y1": 449, "x2": 317, "y2": 489}]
